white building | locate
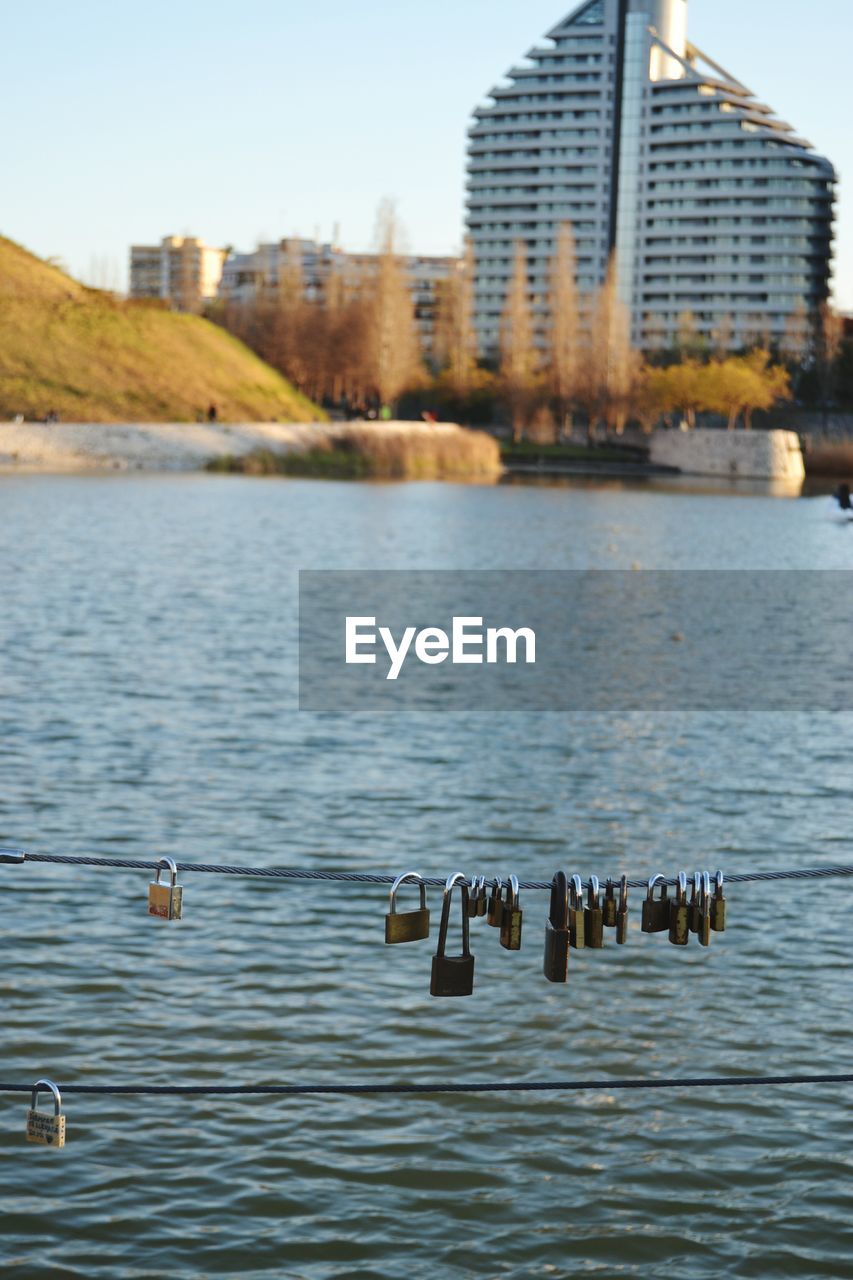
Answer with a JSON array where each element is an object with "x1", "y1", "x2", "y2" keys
[
  {"x1": 217, "y1": 238, "x2": 458, "y2": 352},
  {"x1": 129, "y1": 236, "x2": 227, "y2": 312},
  {"x1": 467, "y1": 0, "x2": 835, "y2": 355}
]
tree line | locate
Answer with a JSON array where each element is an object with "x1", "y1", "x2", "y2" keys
[{"x1": 210, "y1": 210, "x2": 848, "y2": 436}]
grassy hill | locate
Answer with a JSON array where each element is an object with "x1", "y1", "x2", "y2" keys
[{"x1": 0, "y1": 238, "x2": 321, "y2": 423}]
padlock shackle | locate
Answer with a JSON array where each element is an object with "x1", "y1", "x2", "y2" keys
[
  {"x1": 646, "y1": 873, "x2": 666, "y2": 899},
  {"x1": 715, "y1": 870, "x2": 725, "y2": 897},
  {"x1": 436, "y1": 872, "x2": 470, "y2": 959},
  {"x1": 155, "y1": 857, "x2": 178, "y2": 887},
  {"x1": 389, "y1": 871, "x2": 427, "y2": 914},
  {"x1": 549, "y1": 872, "x2": 569, "y2": 930},
  {"x1": 31, "y1": 1078, "x2": 61, "y2": 1115},
  {"x1": 587, "y1": 874, "x2": 600, "y2": 907},
  {"x1": 505, "y1": 874, "x2": 519, "y2": 910},
  {"x1": 676, "y1": 871, "x2": 688, "y2": 905},
  {"x1": 618, "y1": 874, "x2": 629, "y2": 911},
  {"x1": 570, "y1": 874, "x2": 584, "y2": 905},
  {"x1": 702, "y1": 870, "x2": 711, "y2": 908}
]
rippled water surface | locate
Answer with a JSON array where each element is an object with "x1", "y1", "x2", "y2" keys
[{"x1": 1, "y1": 474, "x2": 852, "y2": 1279}]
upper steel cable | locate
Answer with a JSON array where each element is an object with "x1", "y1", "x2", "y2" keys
[{"x1": 3, "y1": 847, "x2": 853, "y2": 892}]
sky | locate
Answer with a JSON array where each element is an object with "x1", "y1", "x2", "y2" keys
[{"x1": 4, "y1": 0, "x2": 851, "y2": 306}]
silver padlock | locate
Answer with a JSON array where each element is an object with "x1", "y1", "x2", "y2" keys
[
  {"x1": 27, "y1": 1078, "x2": 66, "y2": 1148},
  {"x1": 148, "y1": 857, "x2": 183, "y2": 921}
]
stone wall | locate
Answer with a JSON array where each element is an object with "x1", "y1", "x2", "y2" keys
[{"x1": 649, "y1": 428, "x2": 805, "y2": 482}]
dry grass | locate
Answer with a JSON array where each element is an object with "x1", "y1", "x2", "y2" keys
[
  {"x1": 336, "y1": 422, "x2": 502, "y2": 480},
  {"x1": 0, "y1": 237, "x2": 321, "y2": 424}
]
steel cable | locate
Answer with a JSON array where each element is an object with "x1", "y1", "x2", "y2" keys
[
  {"x1": 4, "y1": 1074, "x2": 853, "y2": 1097},
  {"x1": 4, "y1": 847, "x2": 853, "y2": 892}
]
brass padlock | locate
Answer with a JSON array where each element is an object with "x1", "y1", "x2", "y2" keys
[
  {"x1": 697, "y1": 872, "x2": 712, "y2": 947},
  {"x1": 500, "y1": 874, "x2": 523, "y2": 951},
  {"x1": 641, "y1": 874, "x2": 669, "y2": 934},
  {"x1": 689, "y1": 871, "x2": 703, "y2": 934},
  {"x1": 602, "y1": 878, "x2": 618, "y2": 929},
  {"x1": 569, "y1": 875, "x2": 586, "y2": 949},
  {"x1": 26, "y1": 1079, "x2": 65, "y2": 1149},
  {"x1": 616, "y1": 874, "x2": 629, "y2": 945},
  {"x1": 487, "y1": 877, "x2": 504, "y2": 928},
  {"x1": 669, "y1": 872, "x2": 690, "y2": 946},
  {"x1": 148, "y1": 857, "x2": 183, "y2": 921},
  {"x1": 467, "y1": 876, "x2": 486, "y2": 920},
  {"x1": 710, "y1": 871, "x2": 727, "y2": 932},
  {"x1": 430, "y1": 873, "x2": 475, "y2": 998},
  {"x1": 385, "y1": 871, "x2": 430, "y2": 944},
  {"x1": 543, "y1": 871, "x2": 570, "y2": 983},
  {"x1": 585, "y1": 875, "x2": 604, "y2": 949}
]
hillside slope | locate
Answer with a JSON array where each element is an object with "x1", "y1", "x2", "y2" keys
[{"x1": 0, "y1": 238, "x2": 321, "y2": 423}]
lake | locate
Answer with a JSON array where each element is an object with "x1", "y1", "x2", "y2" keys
[{"x1": 1, "y1": 474, "x2": 851, "y2": 1278}]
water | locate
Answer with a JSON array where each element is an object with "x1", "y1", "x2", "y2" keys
[{"x1": 1, "y1": 474, "x2": 852, "y2": 1278}]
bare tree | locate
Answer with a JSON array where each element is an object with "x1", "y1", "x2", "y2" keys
[
  {"x1": 580, "y1": 254, "x2": 635, "y2": 437},
  {"x1": 816, "y1": 302, "x2": 843, "y2": 422},
  {"x1": 547, "y1": 223, "x2": 580, "y2": 438},
  {"x1": 500, "y1": 241, "x2": 537, "y2": 442},
  {"x1": 363, "y1": 200, "x2": 421, "y2": 411},
  {"x1": 435, "y1": 238, "x2": 477, "y2": 395}
]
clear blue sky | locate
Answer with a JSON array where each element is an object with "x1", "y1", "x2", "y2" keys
[{"x1": 5, "y1": 0, "x2": 851, "y2": 306}]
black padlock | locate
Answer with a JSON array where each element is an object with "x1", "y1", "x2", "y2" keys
[
  {"x1": 430, "y1": 873, "x2": 475, "y2": 998},
  {"x1": 543, "y1": 871, "x2": 570, "y2": 983},
  {"x1": 697, "y1": 872, "x2": 712, "y2": 947},
  {"x1": 385, "y1": 871, "x2": 430, "y2": 944},
  {"x1": 585, "y1": 874, "x2": 604, "y2": 949},
  {"x1": 569, "y1": 874, "x2": 586, "y2": 949},
  {"x1": 500, "y1": 874, "x2": 523, "y2": 951},
  {"x1": 710, "y1": 871, "x2": 727, "y2": 932},
  {"x1": 616, "y1": 874, "x2": 629, "y2": 945},
  {"x1": 487, "y1": 877, "x2": 504, "y2": 928},
  {"x1": 641, "y1": 874, "x2": 669, "y2": 934}
]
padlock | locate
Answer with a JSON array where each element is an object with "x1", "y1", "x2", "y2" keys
[
  {"x1": 641, "y1": 874, "x2": 669, "y2": 934},
  {"x1": 500, "y1": 874, "x2": 523, "y2": 951},
  {"x1": 710, "y1": 871, "x2": 727, "y2": 932},
  {"x1": 430, "y1": 872, "x2": 475, "y2": 997},
  {"x1": 697, "y1": 872, "x2": 712, "y2": 947},
  {"x1": 477, "y1": 877, "x2": 488, "y2": 918},
  {"x1": 26, "y1": 1079, "x2": 65, "y2": 1148},
  {"x1": 569, "y1": 875, "x2": 586, "y2": 949},
  {"x1": 602, "y1": 877, "x2": 618, "y2": 929},
  {"x1": 148, "y1": 857, "x2": 183, "y2": 921},
  {"x1": 585, "y1": 875, "x2": 604, "y2": 949},
  {"x1": 689, "y1": 871, "x2": 703, "y2": 934},
  {"x1": 616, "y1": 874, "x2": 629, "y2": 945},
  {"x1": 467, "y1": 876, "x2": 486, "y2": 920},
  {"x1": 543, "y1": 871, "x2": 570, "y2": 983},
  {"x1": 487, "y1": 877, "x2": 504, "y2": 928},
  {"x1": 385, "y1": 871, "x2": 430, "y2": 944},
  {"x1": 669, "y1": 872, "x2": 690, "y2": 946}
]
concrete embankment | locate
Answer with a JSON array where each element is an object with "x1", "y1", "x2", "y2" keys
[{"x1": 649, "y1": 428, "x2": 805, "y2": 483}]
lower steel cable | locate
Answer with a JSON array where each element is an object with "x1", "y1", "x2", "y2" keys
[{"x1": 2, "y1": 1074, "x2": 853, "y2": 1097}]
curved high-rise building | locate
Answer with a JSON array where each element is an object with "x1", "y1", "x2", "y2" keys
[{"x1": 466, "y1": 0, "x2": 835, "y2": 355}]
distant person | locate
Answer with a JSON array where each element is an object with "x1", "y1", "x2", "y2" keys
[
  {"x1": 835, "y1": 483, "x2": 852, "y2": 511},
  {"x1": 207, "y1": 404, "x2": 218, "y2": 423}
]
